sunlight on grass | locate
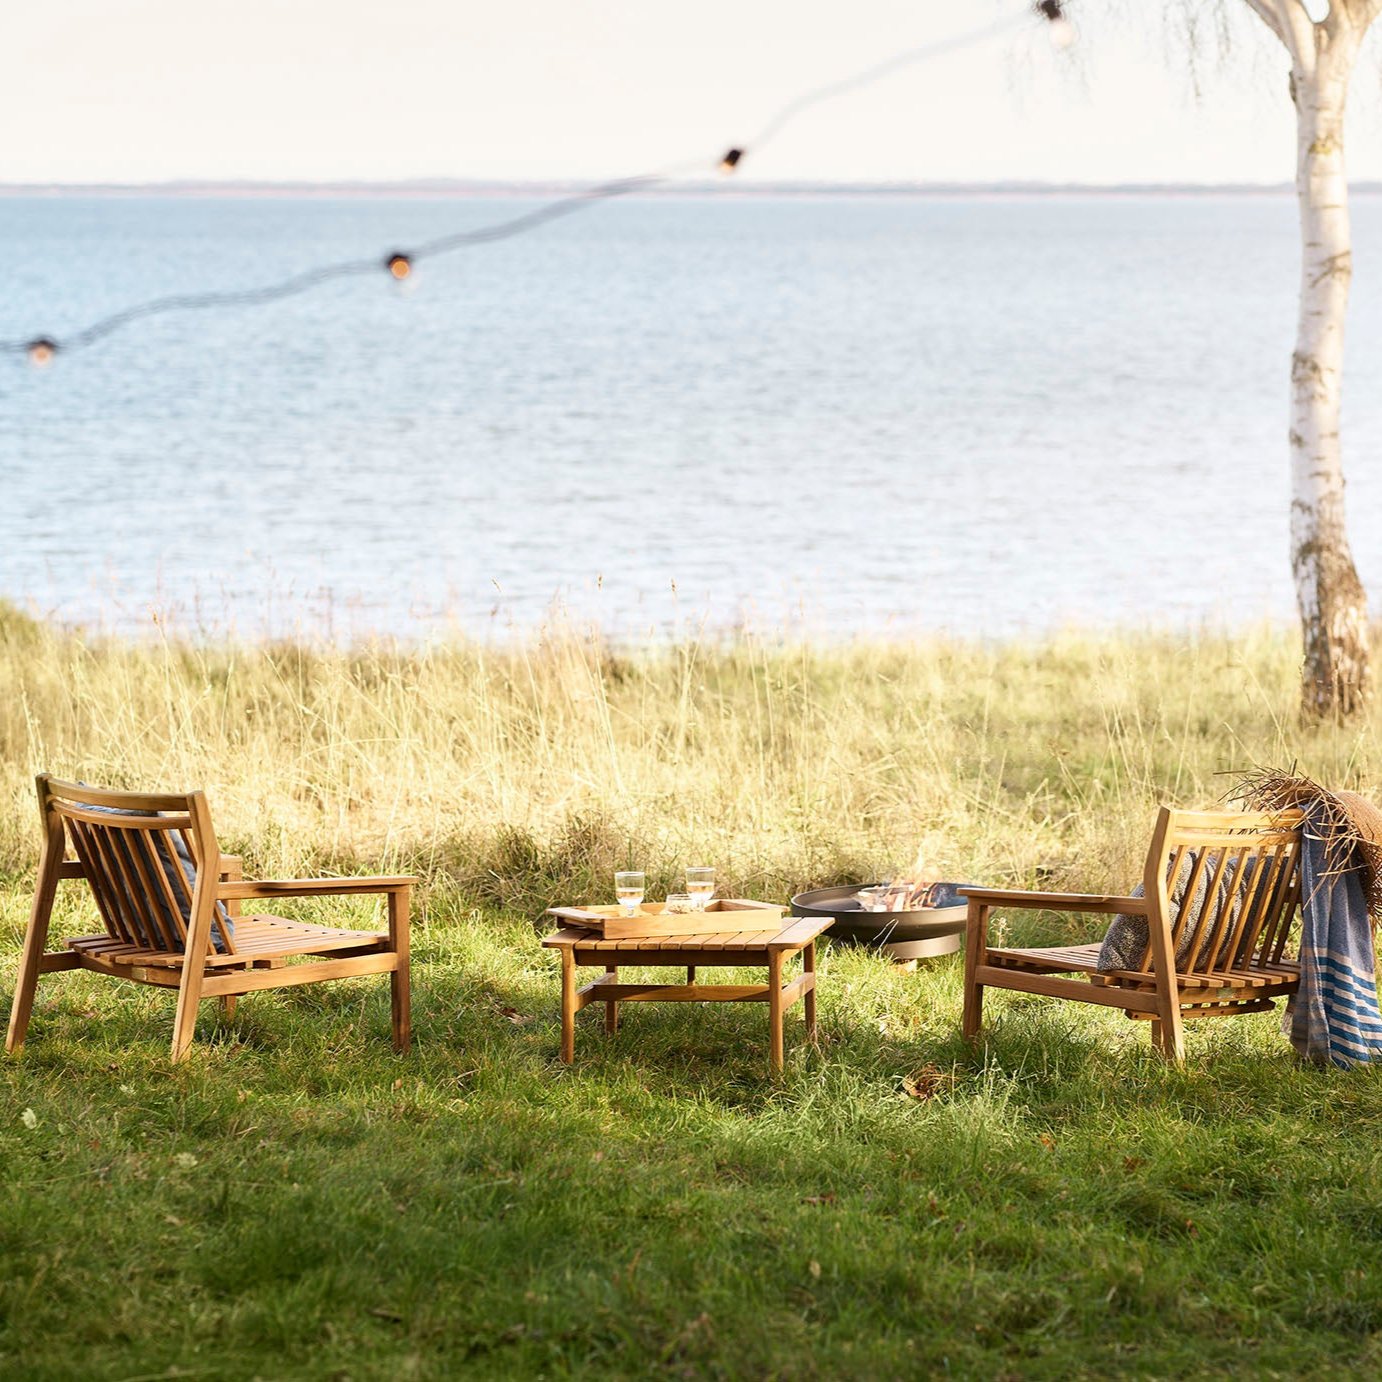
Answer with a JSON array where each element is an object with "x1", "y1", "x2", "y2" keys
[{"x1": 1, "y1": 602, "x2": 1381, "y2": 1376}]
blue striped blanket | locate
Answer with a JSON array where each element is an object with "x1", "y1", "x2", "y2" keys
[{"x1": 1288, "y1": 800, "x2": 1382, "y2": 1068}]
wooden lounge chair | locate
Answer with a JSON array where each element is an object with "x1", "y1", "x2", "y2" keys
[
  {"x1": 6, "y1": 776, "x2": 413, "y2": 1062},
  {"x1": 961, "y1": 807, "x2": 1304, "y2": 1060}
]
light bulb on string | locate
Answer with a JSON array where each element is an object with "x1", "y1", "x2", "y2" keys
[
  {"x1": 1048, "y1": 17, "x2": 1076, "y2": 49},
  {"x1": 0, "y1": 18, "x2": 1026, "y2": 367},
  {"x1": 1035, "y1": 0, "x2": 1076, "y2": 48}
]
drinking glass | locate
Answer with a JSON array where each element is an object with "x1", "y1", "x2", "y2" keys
[
  {"x1": 665, "y1": 892, "x2": 694, "y2": 914},
  {"x1": 686, "y1": 866, "x2": 715, "y2": 910},
  {"x1": 614, "y1": 871, "x2": 646, "y2": 917}
]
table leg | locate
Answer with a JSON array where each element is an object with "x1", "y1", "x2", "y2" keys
[
  {"x1": 803, "y1": 941, "x2": 817, "y2": 1043},
  {"x1": 686, "y1": 965, "x2": 697, "y2": 985},
  {"x1": 605, "y1": 965, "x2": 619, "y2": 1034},
  {"x1": 768, "y1": 950, "x2": 784, "y2": 1073},
  {"x1": 560, "y1": 947, "x2": 576, "y2": 1063}
]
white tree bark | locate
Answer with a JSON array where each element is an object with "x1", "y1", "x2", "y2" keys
[
  {"x1": 1289, "y1": 12, "x2": 1369, "y2": 714},
  {"x1": 1242, "y1": 0, "x2": 1377, "y2": 715}
]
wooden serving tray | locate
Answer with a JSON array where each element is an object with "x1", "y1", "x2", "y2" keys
[{"x1": 546, "y1": 897, "x2": 784, "y2": 940}]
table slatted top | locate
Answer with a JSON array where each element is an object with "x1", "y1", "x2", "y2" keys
[{"x1": 543, "y1": 916, "x2": 831, "y2": 953}]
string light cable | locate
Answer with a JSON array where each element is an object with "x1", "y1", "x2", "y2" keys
[{"x1": 3, "y1": 3, "x2": 1071, "y2": 366}]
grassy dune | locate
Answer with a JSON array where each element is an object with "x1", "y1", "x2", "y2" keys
[{"x1": 1, "y1": 603, "x2": 1381, "y2": 1378}]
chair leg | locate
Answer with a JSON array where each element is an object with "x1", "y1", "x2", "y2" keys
[
  {"x1": 1151, "y1": 992, "x2": 1185, "y2": 1063},
  {"x1": 961, "y1": 901, "x2": 987, "y2": 1043},
  {"x1": 961, "y1": 976, "x2": 984, "y2": 1042},
  {"x1": 6, "y1": 831, "x2": 64, "y2": 1055},
  {"x1": 388, "y1": 887, "x2": 411, "y2": 1053},
  {"x1": 219, "y1": 996, "x2": 237, "y2": 1022},
  {"x1": 803, "y1": 941, "x2": 817, "y2": 1044},
  {"x1": 171, "y1": 872, "x2": 222, "y2": 1062},
  {"x1": 170, "y1": 965, "x2": 206, "y2": 1062},
  {"x1": 1153, "y1": 1010, "x2": 1185, "y2": 1062}
]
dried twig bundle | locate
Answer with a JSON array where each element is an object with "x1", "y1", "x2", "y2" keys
[{"x1": 1231, "y1": 767, "x2": 1382, "y2": 920}]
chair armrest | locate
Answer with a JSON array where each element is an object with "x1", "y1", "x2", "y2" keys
[
  {"x1": 218, "y1": 854, "x2": 243, "y2": 881},
  {"x1": 959, "y1": 887, "x2": 1146, "y2": 915},
  {"x1": 218, "y1": 876, "x2": 415, "y2": 900}
]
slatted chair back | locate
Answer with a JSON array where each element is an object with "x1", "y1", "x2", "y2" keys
[
  {"x1": 1141, "y1": 808, "x2": 1304, "y2": 979},
  {"x1": 41, "y1": 777, "x2": 234, "y2": 956}
]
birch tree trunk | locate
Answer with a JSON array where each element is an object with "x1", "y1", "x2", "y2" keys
[
  {"x1": 1289, "y1": 17, "x2": 1368, "y2": 715},
  {"x1": 1244, "y1": 0, "x2": 1378, "y2": 717}
]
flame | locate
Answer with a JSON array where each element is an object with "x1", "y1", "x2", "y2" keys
[{"x1": 856, "y1": 853, "x2": 940, "y2": 912}]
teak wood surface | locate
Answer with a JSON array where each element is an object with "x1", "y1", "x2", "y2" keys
[
  {"x1": 546, "y1": 897, "x2": 783, "y2": 941},
  {"x1": 6, "y1": 775, "x2": 414, "y2": 1062},
  {"x1": 542, "y1": 917, "x2": 830, "y2": 1072},
  {"x1": 961, "y1": 806, "x2": 1306, "y2": 1062}
]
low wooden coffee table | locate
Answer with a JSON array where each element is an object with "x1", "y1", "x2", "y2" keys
[{"x1": 542, "y1": 917, "x2": 831, "y2": 1072}]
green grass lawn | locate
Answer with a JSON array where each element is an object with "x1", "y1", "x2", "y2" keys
[
  {"x1": 2, "y1": 610, "x2": 1381, "y2": 1377},
  {"x1": 5, "y1": 922, "x2": 1381, "y2": 1379}
]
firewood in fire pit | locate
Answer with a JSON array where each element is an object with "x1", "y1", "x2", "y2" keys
[{"x1": 855, "y1": 877, "x2": 942, "y2": 912}]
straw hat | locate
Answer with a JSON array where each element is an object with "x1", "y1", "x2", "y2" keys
[{"x1": 1234, "y1": 770, "x2": 1382, "y2": 920}]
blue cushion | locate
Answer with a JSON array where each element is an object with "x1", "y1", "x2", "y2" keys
[{"x1": 1098, "y1": 850, "x2": 1256, "y2": 973}]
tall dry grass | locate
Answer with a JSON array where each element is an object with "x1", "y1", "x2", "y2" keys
[
  {"x1": 5, "y1": 603, "x2": 1382, "y2": 1377},
  {"x1": 1, "y1": 600, "x2": 1376, "y2": 929}
]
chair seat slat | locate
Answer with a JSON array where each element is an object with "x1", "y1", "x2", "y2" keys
[
  {"x1": 988, "y1": 943, "x2": 1299, "y2": 990},
  {"x1": 66, "y1": 918, "x2": 389, "y2": 969}
]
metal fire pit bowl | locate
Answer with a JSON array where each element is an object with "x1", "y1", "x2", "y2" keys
[{"x1": 791, "y1": 882, "x2": 970, "y2": 964}]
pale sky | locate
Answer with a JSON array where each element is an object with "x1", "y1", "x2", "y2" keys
[{"x1": 4, "y1": 0, "x2": 1382, "y2": 186}]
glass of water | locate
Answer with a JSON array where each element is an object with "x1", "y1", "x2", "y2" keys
[
  {"x1": 614, "y1": 871, "x2": 646, "y2": 917},
  {"x1": 686, "y1": 866, "x2": 715, "y2": 910}
]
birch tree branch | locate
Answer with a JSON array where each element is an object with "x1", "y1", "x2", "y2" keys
[
  {"x1": 1242, "y1": 0, "x2": 1320, "y2": 67},
  {"x1": 1240, "y1": 0, "x2": 1288, "y2": 46},
  {"x1": 1323, "y1": 0, "x2": 1355, "y2": 39},
  {"x1": 1343, "y1": 0, "x2": 1382, "y2": 30},
  {"x1": 1320, "y1": 0, "x2": 1380, "y2": 67},
  {"x1": 1281, "y1": 0, "x2": 1321, "y2": 64}
]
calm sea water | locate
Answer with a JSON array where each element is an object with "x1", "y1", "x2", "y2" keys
[{"x1": 2, "y1": 192, "x2": 1381, "y2": 642}]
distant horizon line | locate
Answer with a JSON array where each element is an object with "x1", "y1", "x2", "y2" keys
[{"x1": 4, "y1": 177, "x2": 1379, "y2": 199}]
